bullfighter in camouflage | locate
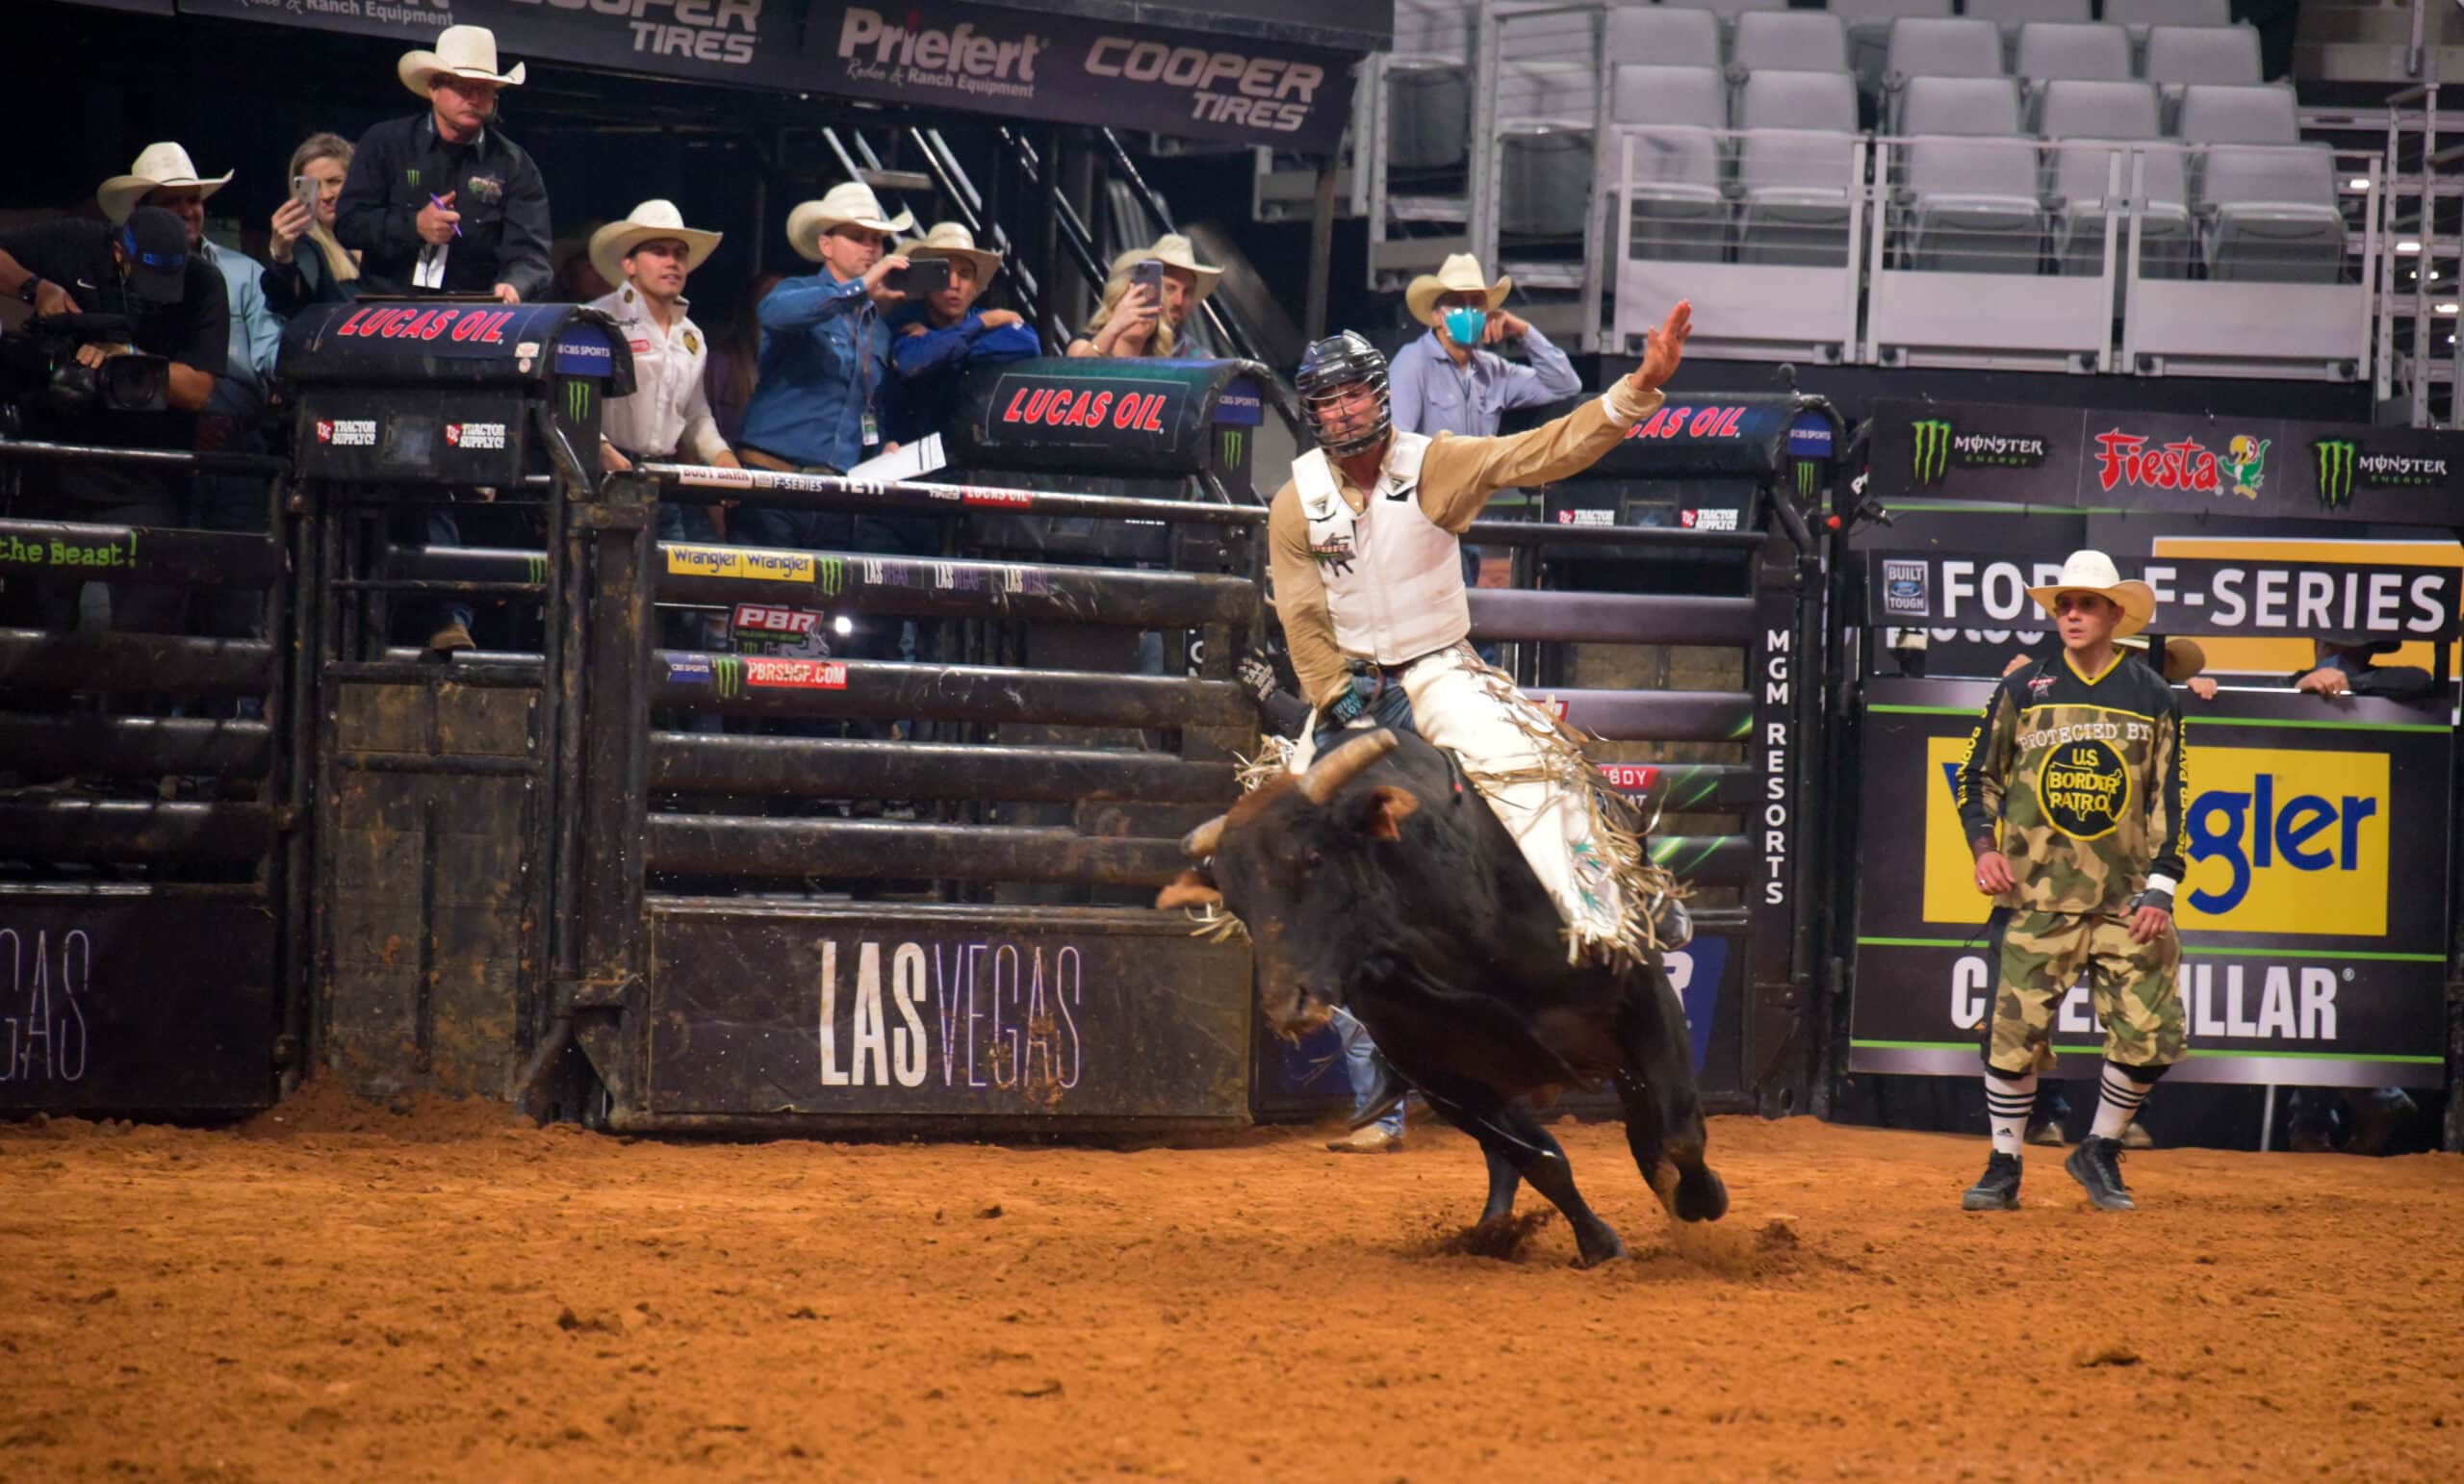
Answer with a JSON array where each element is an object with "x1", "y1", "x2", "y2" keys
[{"x1": 1954, "y1": 550, "x2": 2190, "y2": 1213}]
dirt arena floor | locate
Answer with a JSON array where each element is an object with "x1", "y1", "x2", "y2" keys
[{"x1": 4, "y1": 1091, "x2": 2460, "y2": 1482}]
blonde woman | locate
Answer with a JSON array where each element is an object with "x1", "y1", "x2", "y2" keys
[
  {"x1": 263, "y1": 132, "x2": 363, "y2": 315},
  {"x1": 1065, "y1": 234, "x2": 1219, "y2": 358}
]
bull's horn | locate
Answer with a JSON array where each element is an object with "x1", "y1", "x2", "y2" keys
[
  {"x1": 1182, "y1": 814, "x2": 1227, "y2": 859},
  {"x1": 1298, "y1": 729, "x2": 1399, "y2": 806}
]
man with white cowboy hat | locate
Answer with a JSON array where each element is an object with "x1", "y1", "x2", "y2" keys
[
  {"x1": 733, "y1": 181, "x2": 916, "y2": 554},
  {"x1": 883, "y1": 221, "x2": 1039, "y2": 448},
  {"x1": 99, "y1": 142, "x2": 282, "y2": 447},
  {"x1": 1389, "y1": 252, "x2": 1578, "y2": 444},
  {"x1": 335, "y1": 24, "x2": 552, "y2": 305},
  {"x1": 586, "y1": 200, "x2": 740, "y2": 523},
  {"x1": 1954, "y1": 549, "x2": 2189, "y2": 1215}
]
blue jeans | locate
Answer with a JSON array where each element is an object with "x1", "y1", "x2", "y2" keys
[{"x1": 1331, "y1": 1006, "x2": 1406, "y2": 1138}]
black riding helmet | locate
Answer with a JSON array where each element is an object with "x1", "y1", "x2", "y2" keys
[{"x1": 1295, "y1": 330, "x2": 1392, "y2": 458}]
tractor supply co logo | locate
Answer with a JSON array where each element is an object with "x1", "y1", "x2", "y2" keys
[
  {"x1": 1555, "y1": 508, "x2": 1613, "y2": 527},
  {"x1": 665, "y1": 544, "x2": 815, "y2": 583},
  {"x1": 1909, "y1": 418, "x2": 2048, "y2": 489},
  {"x1": 1680, "y1": 508, "x2": 1739, "y2": 531},
  {"x1": 1922, "y1": 736, "x2": 2391, "y2": 936},
  {"x1": 2036, "y1": 737, "x2": 2132, "y2": 841},
  {"x1": 2310, "y1": 437, "x2": 2451, "y2": 509},
  {"x1": 316, "y1": 419, "x2": 376, "y2": 448},
  {"x1": 445, "y1": 422, "x2": 506, "y2": 450},
  {"x1": 507, "y1": 0, "x2": 769, "y2": 68},
  {"x1": 2092, "y1": 429, "x2": 2269, "y2": 499},
  {"x1": 1881, "y1": 558, "x2": 1929, "y2": 618}
]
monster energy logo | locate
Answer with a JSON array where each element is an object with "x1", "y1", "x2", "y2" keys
[
  {"x1": 1910, "y1": 418, "x2": 2046, "y2": 488},
  {"x1": 565, "y1": 380, "x2": 593, "y2": 422},
  {"x1": 1911, "y1": 419, "x2": 1955, "y2": 488},
  {"x1": 1220, "y1": 429, "x2": 1245, "y2": 467},
  {"x1": 2312, "y1": 439, "x2": 2356, "y2": 509},
  {"x1": 711, "y1": 653, "x2": 745, "y2": 700},
  {"x1": 815, "y1": 555, "x2": 844, "y2": 599},
  {"x1": 1795, "y1": 459, "x2": 1817, "y2": 499},
  {"x1": 525, "y1": 553, "x2": 547, "y2": 586}
]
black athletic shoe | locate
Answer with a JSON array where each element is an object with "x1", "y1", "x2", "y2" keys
[
  {"x1": 2066, "y1": 1136, "x2": 2137, "y2": 1211},
  {"x1": 1961, "y1": 1151, "x2": 2023, "y2": 1211}
]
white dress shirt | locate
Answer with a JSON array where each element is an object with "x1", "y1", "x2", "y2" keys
[{"x1": 589, "y1": 284, "x2": 730, "y2": 463}]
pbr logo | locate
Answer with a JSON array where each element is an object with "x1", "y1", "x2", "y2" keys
[
  {"x1": 1909, "y1": 418, "x2": 2048, "y2": 488},
  {"x1": 2310, "y1": 437, "x2": 2450, "y2": 509}
]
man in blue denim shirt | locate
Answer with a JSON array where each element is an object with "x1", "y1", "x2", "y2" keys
[
  {"x1": 733, "y1": 182, "x2": 914, "y2": 552},
  {"x1": 883, "y1": 222, "x2": 1040, "y2": 447}
]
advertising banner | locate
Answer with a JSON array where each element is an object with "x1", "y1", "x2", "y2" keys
[
  {"x1": 1866, "y1": 550, "x2": 2462, "y2": 643},
  {"x1": 1871, "y1": 398, "x2": 2464, "y2": 526},
  {"x1": 1846, "y1": 678, "x2": 2452, "y2": 1087},
  {"x1": 802, "y1": 0, "x2": 1356, "y2": 150}
]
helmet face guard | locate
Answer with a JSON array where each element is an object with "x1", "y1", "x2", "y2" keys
[{"x1": 1296, "y1": 331, "x2": 1392, "y2": 458}]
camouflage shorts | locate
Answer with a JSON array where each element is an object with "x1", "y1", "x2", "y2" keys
[{"x1": 1983, "y1": 908, "x2": 2185, "y2": 1076}]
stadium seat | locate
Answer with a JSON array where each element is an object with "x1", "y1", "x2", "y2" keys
[
  {"x1": 1963, "y1": 0, "x2": 2092, "y2": 26},
  {"x1": 1731, "y1": 11, "x2": 1851, "y2": 76},
  {"x1": 1498, "y1": 3, "x2": 1606, "y2": 66},
  {"x1": 2199, "y1": 142, "x2": 2349, "y2": 284},
  {"x1": 1391, "y1": 0, "x2": 1472, "y2": 61},
  {"x1": 1499, "y1": 59, "x2": 1598, "y2": 127},
  {"x1": 2103, "y1": 0, "x2": 2232, "y2": 29},
  {"x1": 1610, "y1": 64, "x2": 1729, "y2": 263},
  {"x1": 2175, "y1": 83, "x2": 2301, "y2": 144},
  {"x1": 1387, "y1": 64, "x2": 1472, "y2": 170},
  {"x1": 2040, "y1": 81, "x2": 2191, "y2": 276},
  {"x1": 1606, "y1": 5, "x2": 1723, "y2": 70},
  {"x1": 1831, "y1": 0, "x2": 1958, "y2": 94},
  {"x1": 2013, "y1": 22, "x2": 2132, "y2": 86},
  {"x1": 1738, "y1": 67, "x2": 1860, "y2": 133},
  {"x1": 1657, "y1": 0, "x2": 1790, "y2": 22},
  {"x1": 1884, "y1": 17, "x2": 2008, "y2": 131},
  {"x1": 1894, "y1": 77, "x2": 2040, "y2": 272},
  {"x1": 1737, "y1": 128, "x2": 1862, "y2": 265},
  {"x1": 2143, "y1": 24, "x2": 2263, "y2": 88},
  {"x1": 1500, "y1": 128, "x2": 1597, "y2": 237}
]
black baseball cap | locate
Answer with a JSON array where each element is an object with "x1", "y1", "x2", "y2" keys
[{"x1": 117, "y1": 207, "x2": 190, "y2": 304}]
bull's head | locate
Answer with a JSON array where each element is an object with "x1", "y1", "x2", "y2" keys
[{"x1": 1158, "y1": 730, "x2": 1422, "y2": 1040}]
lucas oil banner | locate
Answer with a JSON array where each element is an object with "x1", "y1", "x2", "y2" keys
[{"x1": 1847, "y1": 678, "x2": 2452, "y2": 1087}]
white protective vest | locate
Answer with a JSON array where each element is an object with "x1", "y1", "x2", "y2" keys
[{"x1": 1294, "y1": 433, "x2": 1471, "y2": 666}]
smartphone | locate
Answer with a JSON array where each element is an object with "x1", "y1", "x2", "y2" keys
[
  {"x1": 1129, "y1": 258, "x2": 1166, "y2": 303},
  {"x1": 884, "y1": 257, "x2": 950, "y2": 297},
  {"x1": 291, "y1": 175, "x2": 320, "y2": 216}
]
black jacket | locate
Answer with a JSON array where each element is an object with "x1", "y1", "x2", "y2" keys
[{"x1": 333, "y1": 114, "x2": 552, "y2": 301}]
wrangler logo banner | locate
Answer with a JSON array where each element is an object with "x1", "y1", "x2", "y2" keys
[{"x1": 1857, "y1": 678, "x2": 2451, "y2": 1087}]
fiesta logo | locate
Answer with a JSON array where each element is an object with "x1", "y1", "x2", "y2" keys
[
  {"x1": 2092, "y1": 430, "x2": 2268, "y2": 499},
  {"x1": 1910, "y1": 418, "x2": 2048, "y2": 488}
]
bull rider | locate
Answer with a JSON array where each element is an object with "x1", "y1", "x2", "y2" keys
[{"x1": 1266, "y1": 300, "x2": 1693, "y2": 967}]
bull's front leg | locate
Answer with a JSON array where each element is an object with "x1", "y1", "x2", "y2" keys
[
  {"x1": 1614, "y1": 965, "x2": 1729, "y2": 1224},
  {"x1": 1477, "y1": 1144, "x2": 1521, "y2": 1227}
]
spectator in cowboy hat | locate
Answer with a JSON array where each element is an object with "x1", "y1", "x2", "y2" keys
[
  {"x1": 883, "y1": 221, "x2": 1039, "y2": 448},
  {"x1": 732, "y1": 181, "x2": 914, "y2": 514},
  {"x1": 1388, "y1": 252, "x2": 1579, "y2": 442},
  {"x1": 585, "y1": 200, "x2": 739, "y2": 509},
  {"x1": 263, "y1": 132, "x2": 364, "y2": 316},
  {"x1": 1065, "y1": 234, "x2": 1219, "y2": 359},
  {"x1": 334, "y1": 24, "x2": 552, "y2": 306},
  {"x1": 100, "y1": 143, "x2": 280, "y2": 449},
  {"x1": 333, "y1": 22, "x2": 552, "y2": 653},
  {"x1": 2293, "y1": 627, "x2": 2435, "y2": 701}
]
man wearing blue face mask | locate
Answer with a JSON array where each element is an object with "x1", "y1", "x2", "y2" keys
[{"x1": 1387, "y1": 253, "x2": 1581, "y2": 444}]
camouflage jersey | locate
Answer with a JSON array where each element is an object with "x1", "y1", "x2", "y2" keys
[{"x1": 1955, "y1": 650, "x2": 2189, "y2": 916}]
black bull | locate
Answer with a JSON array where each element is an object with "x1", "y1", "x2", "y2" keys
[{"x1": 1162, "y1": 729, "x2": 1729, "y2": 1267}]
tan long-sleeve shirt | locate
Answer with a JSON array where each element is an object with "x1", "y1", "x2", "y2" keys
[{"x1": 1268, "y1": 378, "x2": 1664, "y2": 706}]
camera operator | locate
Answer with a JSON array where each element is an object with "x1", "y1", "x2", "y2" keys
[{"x1": 0, "y1": 205, "x2": 227, "y2": 634}]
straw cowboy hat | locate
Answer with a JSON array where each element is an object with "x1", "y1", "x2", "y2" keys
[
  {"x1": 784, "y1": 183, "x2": 916, "y2": 262},
  {"x1": 2117, "y1": 634, "x2": 2208, "y2": 684},
  {"x1": 589, "y1": 200, "x2": 723, "y2": 289},
  {"x1": 398, "y1": 25, "x2": 527, "y2": 99},
  {"x1": 896, "y1": 221, "x2": 1003, "y2": 282},
  {"x1": 1404, "y1": 252, "x2": 1510, "y2": 325},
  {"x1": 1127, "y1": 233, "x2": 1221, "y2": 299},
  {"x1": 96, "y1": 142, "x2": 232, "y2": 225},
  {"x1": 2027, "y1": 550, "x2": 2157, "y2": 638}
]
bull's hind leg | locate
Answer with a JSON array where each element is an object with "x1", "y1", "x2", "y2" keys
[
  {"x1": 1477, "y1": 1144, "x2": 1521, "y2": 1227},
  {"x1": 1615, "y1": 966, "x2": 1729, "y2": 1223}
]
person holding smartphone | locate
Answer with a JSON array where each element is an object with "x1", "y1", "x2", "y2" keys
[
  {"x1": 1065, "y1": 234, "x2": 1219, "y2": 358},
  {"x1": 883, "y1": 222, "x2": 1039, "y2": 447},
  {"x1": 263, "y1": 132, "x2": 362, "y2": 316}
]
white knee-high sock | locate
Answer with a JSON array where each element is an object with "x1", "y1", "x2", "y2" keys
[
  {"x1": 2091, "y1": 1062, "x2": 2155, "y2": 1140},
  {"x1": 1985, "y1": 1070, "x2": 2037, "y2": 1157}
]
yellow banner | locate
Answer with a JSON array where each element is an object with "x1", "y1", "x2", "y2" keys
[
  {"x1": 663, "y1": 544, "x2": 815, "y2": 583},
  {"x1": 2149, "y1": 535, "x2": 2464, "y2": 676}
]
